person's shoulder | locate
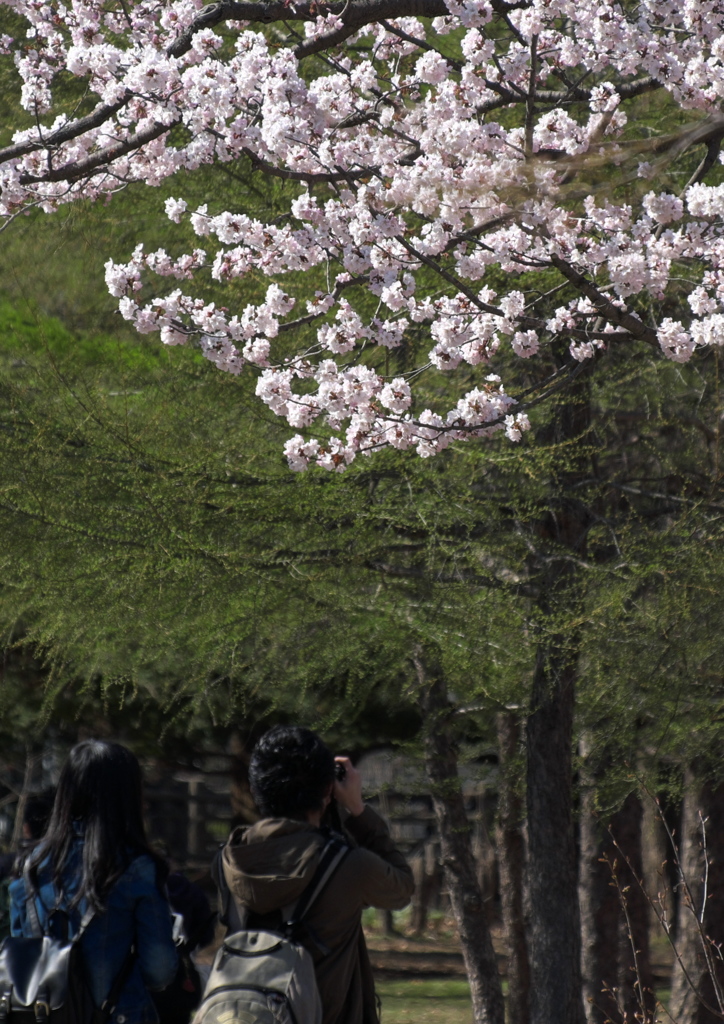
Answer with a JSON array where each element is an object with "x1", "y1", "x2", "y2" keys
[
  {"x1": 120, "y1": 852, "x2": 161, "y2": 885},
  {"x1": 7, "y1": 850, "x2": 52, "y2": 901},
  {"x1": 336, "y1": 844, "x2": 382, "y2": 873}
]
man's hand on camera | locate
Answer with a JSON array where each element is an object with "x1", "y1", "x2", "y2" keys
[{"x1": 333, "y1": 757, "x2": 365, "y2": 817}]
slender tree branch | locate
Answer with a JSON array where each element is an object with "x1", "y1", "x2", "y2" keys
[
  {"x1": 243, "y1": 147, "x2": 374, "y2": 182},
  {"x1": 0, "y1": 96, "x2": 131, "y2": 167},
  {"x1": 18, "y1": 120, "x2": 177, "y2": 185},
  {"x1": 548, "y1": 254, "x2": 658, "y2": 345},
  {"x1": 168, "y1": 0, "x2": 530, "y2": 59}
]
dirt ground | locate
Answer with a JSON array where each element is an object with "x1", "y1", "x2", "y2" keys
[
  {"x1": 364, "y1": 920, "x2": 502, "y2": 980},
  {"x1": 365, "y1": 918, "x2": 675, "y2": 988},
  {"x1": 200, "y1": 911, "x2": 675, "y2": 990}
]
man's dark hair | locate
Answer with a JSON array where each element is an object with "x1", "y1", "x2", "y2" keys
[{"x1": 249, "y1": 726, "x2": 335, "y2": 820}]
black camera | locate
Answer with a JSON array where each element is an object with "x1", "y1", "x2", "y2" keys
[{"x1": 334, "y1": 761, "x2": 346, "y2": 782}]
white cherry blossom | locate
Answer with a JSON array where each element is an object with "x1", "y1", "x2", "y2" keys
[{"x1": 2, "y1": 0, "x2": 724, "y2": 468}]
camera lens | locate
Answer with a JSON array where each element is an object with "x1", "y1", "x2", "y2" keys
[{"x1": 334, "y1": 762, "x2": 346, "y2": 781}]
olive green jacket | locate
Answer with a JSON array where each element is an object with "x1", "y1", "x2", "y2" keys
[{"x1": 221, "y1": 805, "x2": 414, "y2": 1024}]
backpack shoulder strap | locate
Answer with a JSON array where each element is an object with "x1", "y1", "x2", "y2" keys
[
  {"x1": 211, "y1": 846, "x2": 232, "y2": 929},
  {"x1": 22, "y1": 859, "x2": 44, "y2": 939},
  {"x1": 22, "y1": 859, "x2": 97, "y2": 941},
  {"x1": 287, "y1": 836, "x2": 350, "y2": 927}
]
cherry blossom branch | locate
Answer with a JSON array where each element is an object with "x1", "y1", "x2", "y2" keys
[
  {"x1": 18, "y1": 120, "x2": 176, "y2": 185},
  {"x1": 378, "y1": 20, "x2": 463, "y2": 71},
  {"x1": 243, "y1": 147, "x2": 374, "y2": 183},
  {"x1": 548, "y1": 254, "x2": 658, "y2": 345},
  {"x1": 168, "y1": 0, "x2": 531, "y2": 59},
  {"x1": 524, "y1": 34, "x2": 538, "y2": 158},
  {"x1": 0, "y1": 95, "x2": 130, "y2": 167},
  {"x1": 397, "y1": 236, "x2": 641, "y2": 344}
]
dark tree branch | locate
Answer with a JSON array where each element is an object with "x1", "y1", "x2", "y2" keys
[
  {"x1": 168, "y1": 0, "x2": 531, "y2": 60},
  {"x1": 397, "y1": 234, "x2": 645, "y2": 345},
  {"x1": 243, "y1": 146, "x2": 374, "y2": 182},
  {"x1": 548, "y1": 254, "x2": 658, "y2": 345},
  {"x1": 367, "y1": 559, "x2": 539, "y2": 597},
  {"x1": 18, "y1": 120, "x2": 177, "y2": 185},
  {"x1": 0, "y1": 96, "x2": 131, "y2": 167}
]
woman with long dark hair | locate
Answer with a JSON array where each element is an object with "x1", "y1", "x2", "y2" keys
[{"x1": 9, "y1": 740, "x2": 178, "y2": 1024}]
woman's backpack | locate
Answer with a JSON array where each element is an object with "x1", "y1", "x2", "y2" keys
[
  {"x1": 0, "y1": 865, "x2": 134, "y2": 1024},
  {"x1": 195, "y1": 836, "x2": 349, "y2": 1024}
]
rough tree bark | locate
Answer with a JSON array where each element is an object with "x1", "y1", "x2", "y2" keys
[
  {"x1": 525, "y1": 363, "x2": 591, "y2": 1024},
  {"x1": 527, "y1": 644, "x2": 584, "y2": 1024},
  {"x1": 496, "y1": 711, "x2": 530, "y2": 1024},
  {"x1": 579, "y1": 773, "x2": 620, "y2": 1024},
  {"x1": 11, "y1": 746, "x2": 38, "y2": 849},
  {"x1": 579, "y1": 776, "x2": 656, "y2": 1024},
  {"x1": 613, "y1": 792, "x2": 656, "y2": 1023},
  {"x1": 641, "y1": 792, "x2": 673, "y2": 935},
  {"x1": 669, "y1": 766, "x2": 724, "y2": 1024},
  {"x1": 415, "y1": 647, "x2": 505, "y2": 1024}
]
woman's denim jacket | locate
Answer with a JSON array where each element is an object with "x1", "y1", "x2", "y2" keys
[{"x1": 9, "y1": 843, "x2": 178, "y2": 1024}]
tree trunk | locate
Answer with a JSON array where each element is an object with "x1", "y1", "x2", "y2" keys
[
  {"x1": 527, "y1": 647, "x2": 584, "y2": 1024},
  {"x1": 579, "y1": 749, "x2": 656, "y2": 1024},
  {"x1": 473, "y1": 794, "x2": 499, "y2": 927},
  {"x1": 578, "y1": 747, "x2": 620, "y2": 1024},
  {"x1": 496, "y1": 711, "x2": 530, "y2": 1024},
  {"x1": 11, "y1": 746, "x2": 37, "y2": 848},
  {"x1": 670, "y1": 767, "x2": 724, "y2": 1024},
  {"x1": 641, "y1": 790, "x2": 673, "y2": 943},
  {"x1": 411, "y1": 839, "x2": 442, "y2": 934},
  {"x1": 612, "y1": 792, "x2": 656, "y2": 1024},
  {"x1": 415, "y1": 648, "x2": 505, "y2": 1024},
  {"x1": 526, "y1": 350, "x2": 592, "y2": 1024},
  {"x1": 377, "y1": 909, "x2": 396, "y2": 935},
  {"x1": 411, "y1": 853, "x2": 429, "y2": 934}
]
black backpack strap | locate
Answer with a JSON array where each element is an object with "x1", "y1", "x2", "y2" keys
[{"x1": 287, "y1": 837, "x2": 349, "y2": 927}]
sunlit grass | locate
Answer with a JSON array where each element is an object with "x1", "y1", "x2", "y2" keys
[{"x1": 377, "y1": 979, "x2": 471, "y2": 1024}]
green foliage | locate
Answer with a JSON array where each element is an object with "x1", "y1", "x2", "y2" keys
[
  {"x1": 2, "y1": 258, "x2": 724, "y2": 783},
  {"x1": 1, "y1": 95, "x2": 723, "y2": 799},
  {"x1": 0, "y1": 284, "x2": 529, "y2": 751}
]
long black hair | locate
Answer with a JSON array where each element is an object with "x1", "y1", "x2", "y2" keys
[{"x1": 29, "y1": 739, "x2": 166, "y2": 912}]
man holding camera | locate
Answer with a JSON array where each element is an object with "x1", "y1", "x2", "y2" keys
[{"x1": 219, "y1": 725, "x2": 414, "y2": 1024}]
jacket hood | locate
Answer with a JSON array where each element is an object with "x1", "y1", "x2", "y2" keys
[{"x1": 222, "y1": 818, "x2": 326, "y2": 915}]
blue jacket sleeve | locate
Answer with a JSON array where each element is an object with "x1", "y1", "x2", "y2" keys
[
  {"x1": 130, "y1": 860, "x2": 178, "y2": 992},
  {"x1": 8, "y1": 877, "x2": 26, "y2": 937}
]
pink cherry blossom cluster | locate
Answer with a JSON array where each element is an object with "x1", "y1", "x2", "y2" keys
[{"x1": 3, "y1": 0, "x2": 724, "y2": 468}]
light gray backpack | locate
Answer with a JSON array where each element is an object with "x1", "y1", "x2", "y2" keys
[{"x1": 195, "y1": 837, "x2": 348, "y2": 1024}]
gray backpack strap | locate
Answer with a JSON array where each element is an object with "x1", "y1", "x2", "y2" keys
[{"x1": 286, "y1": 837, "x2": 349, "y2": 927}]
